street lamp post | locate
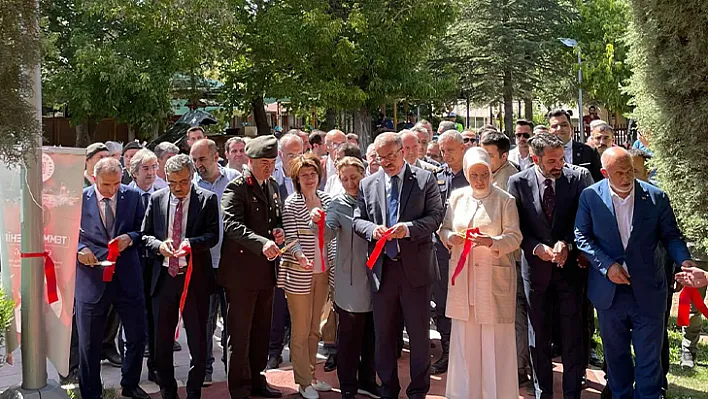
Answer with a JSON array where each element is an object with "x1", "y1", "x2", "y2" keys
[{"x1": 560, "y1": 38, "x2": 584, "y2": 141}]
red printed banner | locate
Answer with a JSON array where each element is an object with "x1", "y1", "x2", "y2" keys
[
  {"x1": 0, "y1": 147, "x2": 85, "y2": 377},
  {"x1": 366, "y1": 227, "x2": 395, "y2": 269},
  {"x1": 316, "y1": 210, "x2": 326, "y2": 272},
  {"x1": 677, "y1": 287, "x2": 708, "y2": 327},
  {"x1": 451, "y1": 228, "x2": 481, "y2": 286}
]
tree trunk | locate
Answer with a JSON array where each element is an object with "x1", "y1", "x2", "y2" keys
[
  {"x1": 503, "y1": 69, "x2": 514, "y2": 137},
  {"x1": 353, "y1": 107, "x2": 372, "y2": 152},
  {"x1": 252, "y1": 96, "x2": 270, "y2": 135},
  {"x1": 524, "y1": 97, "x2": 534, "y2": 121},
  {"x1": 128, "y1": 125, "x2": 136, "y2": 142},
  {"x1": 75, "y1": 117, "x2": 96, "y2": 147},
  {"x1": 324, "y1": 108, "x2": 337, "y2": 131}
]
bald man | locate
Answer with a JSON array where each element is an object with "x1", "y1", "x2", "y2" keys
[
  {"x1": 322, "y1": 130, "x2": 347, "y2": 190},
  {"x1": 399, "y1": 130, "x2": 437, "y2": 173},
  {"x1": 575, "y1": 147, "x2": 696, "y2": 399}
]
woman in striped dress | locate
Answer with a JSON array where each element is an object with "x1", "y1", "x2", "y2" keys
[{"x1": 278, "y1": 153, "x2": 336, "y2": 399}]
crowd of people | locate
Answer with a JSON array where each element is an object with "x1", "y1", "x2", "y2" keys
[{"x1": 67, "y1": 112, "x2": 708, "y2": 399}]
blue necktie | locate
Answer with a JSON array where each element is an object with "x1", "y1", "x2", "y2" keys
[{"x1": 385, "y1": 175, "x2": 400, "y2": 259}]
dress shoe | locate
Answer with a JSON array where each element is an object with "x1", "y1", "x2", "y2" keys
[
  {"x1": 203, "y1": 373, "x2": 213, "y2": 386},
  {"x1": 122, "y1": 385, "x2": 151, "y2": 399},
  {"x1": 252, "y1": 383, "x2": 283, "y2": 398},
  {"x1": 324, "y1": 353, "x2": 337, "y2": 372},
  {"x1": 102, "y1": 349, "x2": 122, "y2": 367},
  {"x1": 430, "y1": 352, "x2": 448, "y2": 375},
  {"x1": 266, "y1": 355, "x2": 282, "y2": 370},
  {"x1": 358, "y1": 383, "x2": 382, "y2": 398},
  {"x1": 59, "y1": 368, "x2": 79, "y2": 386},
  {"x1": 173, "y1": 341, "x2": 182, "y2": 352},
  {"x1": 148, "y1": 370, "x2": 161, "y2": 385},
  {"x1": 589, "y1": 349, "x2": 603, "y2": 368},
  {"x1": 311, "y1": 380, "x2": 332, "y2": 392}
]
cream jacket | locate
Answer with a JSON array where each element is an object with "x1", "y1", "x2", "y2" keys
[{"x1": 438, "y1": 185, "x2": 522, "y2": 324}]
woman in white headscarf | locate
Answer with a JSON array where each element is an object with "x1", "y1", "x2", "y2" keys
[{"x1": 438, "y1": 147, "x2": 523, "y2": 399}]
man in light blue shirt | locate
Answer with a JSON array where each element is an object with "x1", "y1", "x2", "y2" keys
[{"x1": 190, "y1": 139, "x2": 241, "y2": 384}]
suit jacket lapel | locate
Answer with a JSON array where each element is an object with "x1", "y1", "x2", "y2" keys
[
  {"x1": 161, "y1": 189, "x2": 170, "y2": 240},
  {"x1": 375, "y1": 170, "x2": 386, "y2": 224},
  {"x1": 599, "y1": 180, "x2": 624, "y2": 246},
  {"x1": 552, "y1": 170, "x2": 571, "y2": 230},
  {"x1": 186, "y1": 187, "x2": 200, "y2": 236},
  {"x1": 526, "y1": 169, "x2": 548, "y2": 228},
  {"x1": 398, "y1": 164, "x2": 414, "y2": 213},
  {"x1": 627, "y1": 181, "x2": 646, "y2": 246},
  {"x1": 112, "y1": 186, "x2": 128, "y2": 237},
  {"x1": 86, "y1": 186, "x2": 109, "y2": 239}
]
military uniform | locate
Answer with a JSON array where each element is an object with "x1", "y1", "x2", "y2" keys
[
  {"x1": 218, "y1": 135, "x2": 284, "y2": 399},
  {"x1": 431, "y1": 164, "x2": 468, "y2": 374}
]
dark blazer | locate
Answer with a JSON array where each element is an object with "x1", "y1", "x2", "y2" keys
[
  {"x1": 77, "y1": 185, "x2": 145, "y2": 304},
  {"x1": 218, "y1": 168, "x2": 283, "y2": 290},
  {"x1": 507, "y1": 165, "x2": 593, "y2": 290},
  {"x1": 574, "y1": 179, "x2": 691, "y2": 316},
  {"x1": 572, "y1": 141, "x2": 603, "y2": 182},
  {"x1": 353, "y1": 164, "x2": 444, "y2": 290},
  {"x1": 141, "y1": 186, "x2": 220, "y2": 297}
]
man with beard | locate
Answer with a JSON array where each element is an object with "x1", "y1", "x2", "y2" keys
[
  {"x1": 508, "y1": 133, "x2": 593, "y2": 399},
  {"x1": 547, "y1": 109, "x2": 603, "y2": 182},
  {"x1": 575, "y1": 147, "x2": 696, "y2": 399},
  {"x1": 509, "y1": 119, "x2": 535, "y2": 170},
  {"x1": 589, "y1": 121, "x2": 615, "y2": 155},
  {"x1": 190, "y1": 139, "x2": 241, "y2": 384},
  {"x1": 219, "y1": 135, "x2": 285, "y2": 399}
]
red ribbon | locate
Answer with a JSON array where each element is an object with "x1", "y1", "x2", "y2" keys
[
  {"x1": 175, "y1": 244, "x2": 193, "y2": 340},
  {"x1": 451, "y1": 228, "x2": 481, "y2": 286},
  {"x1": 366, "y1": 227, "x2": 395, "y2": 270},
  {"x1": 677, "y1": 287, "x2": 708, "y2": 327},
  {"x1": 102, "y1": 240, "x2": 121, "y2": 282},
  {"x1": 316, "y1": 210, "x2": 326, "y2": 273},
  {"x1": 20, "y1": 252, "x2": 58, "y2": 304}
]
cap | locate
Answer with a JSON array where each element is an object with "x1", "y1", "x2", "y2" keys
[
  {"x1": 86, "y1": 143, "x2": 109, "y2": 159},
  {"x1": 122, "y1": 141, "x2": 143, "y2": 155},
  {"x1": 245, "y1": 135, "x2": 278, "y2": 159}
]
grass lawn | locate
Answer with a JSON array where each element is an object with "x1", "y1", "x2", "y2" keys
[{"x1": 594, "y1": 316, "x2": 708, "y2": 399}]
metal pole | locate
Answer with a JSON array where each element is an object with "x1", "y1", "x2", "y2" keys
[
  {"x1": 577, "y1": 47, "x2": 584, "y2": 141},
  {"x1": 21, "y1": 0, "x2": 48, "y2": 388}
]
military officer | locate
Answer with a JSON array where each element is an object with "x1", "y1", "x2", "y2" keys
[
  {"x1": 219, "y1": 135, "x2": 285, "y2": 399},
  {"x1": 431, "y1": 130, "x2": 469, "y2": 375}
]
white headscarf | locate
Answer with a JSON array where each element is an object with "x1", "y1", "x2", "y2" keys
[{"x1": 463, "y1": 147, "x2": 493, "y2": 199}]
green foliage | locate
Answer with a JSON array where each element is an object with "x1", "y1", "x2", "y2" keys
[
  {"x1": 626, "y1": 0, "x2": 708, "y2": 253},
  {"x1": 0, "y1": 291, "x2": 14, "y2": 365},
  {"x1": 0, "y1": 0, "x2": 42, "y2": 165}
]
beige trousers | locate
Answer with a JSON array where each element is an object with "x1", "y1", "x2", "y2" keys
[{"x1": 286, "y1": 272, "x2": 330, "y2": 387}]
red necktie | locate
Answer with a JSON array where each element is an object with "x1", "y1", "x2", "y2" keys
[{"x1": 168, "y1": 198, "x2": 184, "y2": 277}]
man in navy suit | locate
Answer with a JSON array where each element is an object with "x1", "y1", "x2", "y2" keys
[
  {"x1": 507, "y1": 133, "x2": 593, "y2": 399},
  {"x1": 142, "y1": 154, "x2": 220, "y2": 399},
  {"x1": 76, "y1": 157, "x2": 148, "y2": 399},
  {"x1": 575, "y1": 147, "x2": 696, "y2": 399},
  {"x1": 353, "y1": 132, "x2": 443, "y2": 399}
]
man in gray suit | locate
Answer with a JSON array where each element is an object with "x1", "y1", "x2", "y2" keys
[{"x1": 353, "y1": 133, "x2": 444, "y2": 399}]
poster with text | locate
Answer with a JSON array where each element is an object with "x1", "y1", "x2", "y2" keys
[{"x1": 0, "y1": 147, "x2": 84, "y2": 376}]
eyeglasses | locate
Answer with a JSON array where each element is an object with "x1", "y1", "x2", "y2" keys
[
  {"x1": 462, "y1": 137, "x2": 477, "y2": 143},
  {"x1": 375, "y1": 148, "x2": 402, "y2": 162},
  {"x1": 515, "y1": 133, "x2": 530, "y2": 139}
]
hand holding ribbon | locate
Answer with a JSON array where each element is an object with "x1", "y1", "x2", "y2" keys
[
  {"x1": 451, "y1": 228, "x2": 481, "y2": 286},
  {"x1": 315, "y1": 209, "x2": 327, "y2": 272},
  {"x1": 366, "y1": 227, "x2": 395, "y2": 269},
  {"x1": 102, "y1": 240, "x2": 121, "y2": 282}
]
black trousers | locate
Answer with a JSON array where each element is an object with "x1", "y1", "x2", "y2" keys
[
  {"x1": 525, "y1": 269, "x2": 584, "y2": 399},
  {"x1": 335, "y1": 305, "x2": 376, "y2": 395},
  {"x1": 373, "y1": 258, "x2": 431, "y2": 399},
  {"x1": 268, "y1": 287, "x2": 291, "y2": 359},
  {"x1": 144, "y1": 264, "x2": 157, "y2": 373},
  {"x1": 225, "y1": 287, "x2": 274, "y2": 398},
  {"x1": 153, "y1": 274, "x2": 209, "y2": 399}
]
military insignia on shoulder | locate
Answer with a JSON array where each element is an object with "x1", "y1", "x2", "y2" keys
[{"x1": 245, "y1": 176, "x2": 254, "y2": 186}]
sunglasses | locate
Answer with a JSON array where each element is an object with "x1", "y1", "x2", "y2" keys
[
  {"x1": 462, "y1": 137, "x2": 477, "y2": 143},
  {"x1": 515, "y1": 133, "x2": 530, "y2": 139}
]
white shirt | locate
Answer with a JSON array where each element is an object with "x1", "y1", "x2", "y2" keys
[
  {"x1": 610, "y1": 185, "x2": 635, "y2": 273},
  {"x1": 325, "y1": 156, "x2": 337, "y2": 183},
  {"x1": 509, "y1": 147, "x2": 533, "y2": 170},
  {"x1": 383, "y1": 164, "x2": 410, "y2": 239},
  {"x1": 564, "y1": 140, "x2": 574, "y2": 164},
  {"x1": 94, "y1": 187, "x2": 117, "y2": 231},
  {"x1": 324, "y1": 174, "x2": 345, "y2": 196},
  {"x1": 534, "y1": 165, "x2": 555, "y2": 197},
  {"x1": 162, "y1": 191, "x2": 190, "y2": 268}
]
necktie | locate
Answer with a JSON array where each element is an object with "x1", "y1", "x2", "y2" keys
[
  {"x1": 142, "y1": 193, "x2": 150, "y2": 211},
  {"x1": 385, "y1": 175, "x2": 400, "y2": 259},
  {"x1": 102, "y1": 198, "x2": 115, "y2": 238},
  {"x1": 168, "y1": 198, "x2": 184, "y2": 277},
  {"x1": 262, "y1": 182, "x2": 268, "y2": 196},
  {"x1": 542, "y1": 179, "x2": 555, "y2": 222}
]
